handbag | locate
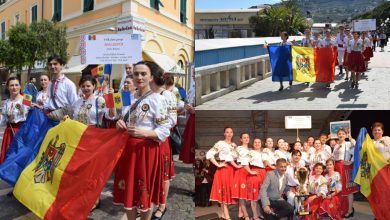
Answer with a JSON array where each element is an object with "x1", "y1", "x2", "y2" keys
[{"x1": 170, "y1": 125, "x2": 182, "y2": 155}]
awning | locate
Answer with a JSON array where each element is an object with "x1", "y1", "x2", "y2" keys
[
  {"x1": 143, "y1": 51, "x2": 185, "y2": 75},
  {"x1": 62, "y1": 55, "x2": 87, "y2": 74}
]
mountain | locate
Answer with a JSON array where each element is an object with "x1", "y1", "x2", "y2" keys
[{"x1": 277, "y1": 0, "x2": 388, "y2": 23}]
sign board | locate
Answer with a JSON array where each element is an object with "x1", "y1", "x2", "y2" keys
[
  {"x1": 352, "y1": 19, "x2": 376, "y2": 32},
  {"x1": 330, "y1": 120, "x2": 351, "y2": 139},
  {"x1": 116, "y1": 15, "x2": 146, "y2": 39},
  {"x1": 285, "y1": 116, "x2": 312, "y2": 129},
  {"x1": 80, "y1": 34, "x2": 142, "y2": 64}
]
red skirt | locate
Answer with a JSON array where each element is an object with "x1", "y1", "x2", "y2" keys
[
  {"x1": 232, "y1": 167, "x2": 249, "y2": 199},
  {"x1": 161, "y1": 138, "x2": 175, "y2": 181},
  {"x1": 304, "y1": 196, "x2": 324, "y2": 220},
  {"x1": 319, "y1": 194, "x2": 343, "y2": 220},
  {"x1": 179, "y1": 113, "x2": 195, "y2": 164},
  {"x1": 246, "y1": 167, "x2": 266, "y2": 201},
  {"x1": 113, "y1": 137, "x2": 165, "y2": 211},
  {"x1": 0, "y1": 122, "x2": 23, "y2": 164},
  {"x1": 103, "y1": 117, "x2": 117, "y2": 128},
  {"x1": 347, "y1": 52, "x2": 366, "y2": 72},
  {"x1": 342, "y1": 52, "x2": 349, "y2": 68},
  {"x1": 334, "y1": 161, "x2": 358, "y2": 196},
  {"x1": 209, "y1": 163, "x2": 235, "y2": 204},
  {"x1": 363, "y1": 47, "x2": 373, "y2": 61}
]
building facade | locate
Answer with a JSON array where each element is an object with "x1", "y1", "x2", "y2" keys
[
  {"x1": 0, "y1": 0, "x2": 194, "y2": 89},
  {"x1": 195, "y1": 8, "x2": 262, "y2": 39}
]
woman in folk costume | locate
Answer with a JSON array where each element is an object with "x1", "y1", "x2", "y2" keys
[
  {"x1": 247, "y1": 138, "x2": 268, "y2": 220},
  {"x1": 274, "y1": 139, "x2": 291, "y2": 163},
  {"x1": 342, "y1": 29, "x2": 353, "y2": 81},
  {"x1": 32, "y1": 74, "x2": 50, "y2": 110},
  {"x1": 0, "y1": 77, "x2": 30, "y2": 164},
  {"x1": 206, "y1": 127, "x2": 239, "y2": 220},
  {"x1": 113, "y1": 61, "x2": 171, "y2": 220},
  {"x1": 262, "y1": 137, "x2": 277, "y2": 172},
  {"x1": 371, "y1": 122, "x2": 390, "y2": 163},
  {"x1": 151, "y1": 71, "x2": 178, "y2": 220},
  {"x1": 64, "y1": 75, "x2": 106, "y2": 127},
  {"x1": 332, "y1": 128, "x2": 357, "y2": 218},
  {"x1": 231, "y1": 133, "x2": 254, "y2": 220},
  {"x1": 319, "y1": 159, "x2": 343, "y2": 220},
  {"x1": 105, "y1": 75, "x2": 135, "y2": 128},
  {"x1": 347, "y1": 31, "x2": 366, "y2": 89},
  {"x1": 309, "y1": 139, "x2": 331, "y2": 173},
  {"x1": 304, "y1": 163, "x2": 328, "y2": 220},
  {"x1": 362, "y1": 31, "x2": 374, "y2": 70}
]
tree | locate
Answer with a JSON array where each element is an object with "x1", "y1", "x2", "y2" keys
[{"x1": 1, "y1": 20, "x2": 68, "y2": 79}]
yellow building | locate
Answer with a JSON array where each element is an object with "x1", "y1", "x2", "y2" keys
[{"x1": 0, "y1": 0, "x2": 194, "y2": 88}]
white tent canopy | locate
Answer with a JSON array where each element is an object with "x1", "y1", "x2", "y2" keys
[{"x1": 143, "y1": 50, "x2": 185, "y2": 75}]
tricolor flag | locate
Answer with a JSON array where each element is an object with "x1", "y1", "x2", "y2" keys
[
  {"x1": 353, "y1": 128, "x2": 390, "y2": 220},
  {"x1": 22, "y1": 94, "x2": 33, "y2": 106},
  {"x1": 13, "y1": 120, "x2": 128, "y2": 219},
  {"x1": 91, "y1": 64, "x2": 112, "y2": 76},
  {"x1": 268, "y1": 45, "x2": 336, "y2": 82},
  {"x1": 104, "y1": 91, "x2": 131, "y2": 108},
  {"x1": 88, "y1": 35, "x2": 96, "y2": 40}
]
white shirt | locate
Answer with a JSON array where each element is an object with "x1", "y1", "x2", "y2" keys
[
  {"x1": 286, "y1": 163, "x2": 306, "y2": 186},
  {"x1": 127, "y1": 92, "x2": 170, "y2": 142},
  {"x1": 280, "y1": 41, "x2": 292, "y2": 46},
  {"x1": 36, "y1": 90, "x2": 49, "y2": 107},
  {"x1": 323, "y1": 144, "x2": 332, "y2": 155},
  {"x1": 325, "y1": 172, "x2": 342, "y2": 193},
  {"x1": 161, "y1": 90, "x2": 178, "y2": 128},
  {"x1": 308, "y1": 175, "x2": 328, "y2": 196},
  {"x1": 0, "y1": 98, "x2": 29, "y2": 125},
  {"x1": 319, "y1": 38, "x2": 336, "y2": 48},
  {"x1": 235, "y1": 145, "x2": 250, "y2": 166},
  {"x1": 309, "y1": 150, "x2": 331, "y2": 169},
  {"x1": 45, "y1": 74, "x2": 78, "y2": 110},
  {"x1": 373, "y1": 136, "x2": 390, "y2": 161},
  {"x1": 336, "y1": 33, "x2": 346, "y2": 51},
  {"x1": 206, "y1": 140, "x2": 237, "y2": 162},
  {"x1": 347, "y1": 39, "x2": 364, "y2": 52},
  {"x1": 362, "y1": 37, "x2": 371, "y2": 49},
  {"x1": 262, "y1": 148, "x2": 276, "y2": 165},
  {"x1": 274, "y1": 150, "x2": 291, "y2": 162},
  {"x1": 276, "y1": 171, "x2": 285, "y2": 191},
  {"x1": 72, "y1": 96, "x2": 106, "y2": 126},
  {"x1": 332, "y1": 141, "x2": 355, "y2": 161},
  {"x1": 167, "y1": 86, "x2": 185, "y2": 112},
  {"x1": 301, "y1": 37, "x2": 313, "y2": 47},
  {"x1": 249, "y1": 150, "x2": 267, "y2": 168}
]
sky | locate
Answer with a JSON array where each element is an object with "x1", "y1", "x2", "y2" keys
[{"x1": 196, "y1": 0, "x2": 282, "y2": 9}]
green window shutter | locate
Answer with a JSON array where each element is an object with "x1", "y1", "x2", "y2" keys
[
  {"x1": 180, "y1": 0, "x2": 187, "y2": 24},
  {"x1": 52, "y1": 0, "x2": 62, "y2": 22},
  {"x1": 83, "y1": 0, "x2": 94, "y2": 13},
  {"x1": 150, "y1": 0, "x2": 163, "y2": 11},
  {"x1": 1, "y1": 22, "x2": 5, "y2": 40},
  {"x1": 32, "y1": 6, "x2": 38, "y2": 22}
]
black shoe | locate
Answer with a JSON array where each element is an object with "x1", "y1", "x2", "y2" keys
[
  {"x1": 355, "y1": 82, "x2": 359, "y2": 89},
  {"x1": 289, "y1": 81, "x2": 292, "y2": 86},
  {"x1": 326, "y1": 83, "x2": 331, "y2": 88},
  {"x1": 345, "y1": 77, "x2": 348, "y2": 80},
  {"x1": 350, "y1": 81, "x2": 355, "y2": 89},
  {"x1": 152, "y1": 207, "x2": 167, "y2": 220},
  {"x1": 278, "y1": 86, "x2": 283, "y2": 91}
]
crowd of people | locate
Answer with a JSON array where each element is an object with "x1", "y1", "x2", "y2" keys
[
  {"x1": 278, "y1": 25, "x2": 382, "y2": 91},
  {"x1": 0, "y1": 55, "x2": 196, "y2": 220},
  {"x1": 204, "y1": 123, "x2": 390, "y2": 220}
]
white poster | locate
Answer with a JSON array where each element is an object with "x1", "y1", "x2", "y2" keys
[
  {"x1": 116, "y1": 15, "x2": 146, "y2": 39},
  {"x1": 330, "y1": 120, "x2": 351, "y2": 139},
  {"x1": 80, "y1": 34, "x2": 142, "y2": 64},
  {"x1": 352, "y1": 19, "x2": 376, "y2": 32},
  {"x1": 285, "y1": 116, "x2": 312, "y2": 129}
]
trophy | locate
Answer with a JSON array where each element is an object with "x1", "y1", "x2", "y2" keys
[{"x1": 295, "y1": 167, "x2": 310, "y2": 216}]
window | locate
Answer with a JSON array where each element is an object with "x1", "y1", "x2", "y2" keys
[
  {"x1": 14, "y1": 14, "x2": 20, "y2": 24},
  {"x1": 180, "y1": 0, "x2": 187, "y2": 24},
  {"x1": 31, "y1": 5, "x2": 38, "y2": 22},
  {"x1": 52, "y1": 0, "x2": 61, "y2": 22},
  {"x1": 1, "y1": 21, "x2": 5, "y2": 40},
  {"x1": 83, "y1": 0, "x2": 94, "y2": 13},
  {"x1": 150, "y1": 0, "x2": 164, "y2": 11}
]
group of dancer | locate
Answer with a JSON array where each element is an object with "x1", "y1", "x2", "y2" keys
[
  {"x1": 205, "y1": 123, "x2": 390, "y2": 220},
  {"x1": 0, "y1": 55, "x2": 196, "y2": 220},
  {"x1": 278, "y1": 25, "x2": 375, "y2": 91}
]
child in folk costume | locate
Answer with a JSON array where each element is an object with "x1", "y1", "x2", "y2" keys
[
  {"x1": 304, "y1": 163, "x2": 328, "y2": 220},
  {"x1": 246, "y1": 138, "x2": 268, "y2": 220},
  {"x1": 278, "y1": 32, "x2": 293, "y2": 91},
  {"x1": 332, "y1": 128, "x2": 357, "y2": 218},
  {"x1": 0, "y1": 77, "x2": 30, "y2": 164},
  {"x1": 362, "y1": 31, "x2": 374, "y2": 70},
  {"x1": 320, "y1": 159, "x2": 343, "y2": 220},
  {"x1": 232, "y1": 133, "x2": 255, "y2": 220},
  {"x1": 206, "y1": 127, "x2": 239, "y2": 220},
  {"x1": 347, "y1": 32, "x2": 366, "y2": 89},
  {"x1": 113, "y1": 61, "x2": 171, "y2": 220}
]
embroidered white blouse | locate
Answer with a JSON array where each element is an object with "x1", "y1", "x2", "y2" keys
[
  {"x1": 308, "y1": 175, "x2": 328, "y2": 196},
  {"x1": 0, "y1": 98, "x2": 29, "y2": 125},
  {"x1": 325, "y1": 172, "x2": 342, "y2": 193},
  {"x1": 72, "y1": 96, "x2": 106, "y2": 126},
  {"x1": 206, "y1": 140, "x2": 237, "y2": 162}
]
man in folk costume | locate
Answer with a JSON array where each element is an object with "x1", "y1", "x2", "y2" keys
[{"x1": 336, "y1": 25, "x2": 346, "y2": 75}]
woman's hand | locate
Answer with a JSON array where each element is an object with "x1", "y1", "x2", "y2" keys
[
  {"x1": 127, "y1": 126, "x2": 147, "y2": 138},
  {"x1": 108, "y1": 88, "x2": 114, "y2": 94},
  {"x1": 343, "y1": 161, "x2": 353, "y2": 165},
  {"x1": 218, "y1": 162, "x2": 226, "y2": 168},
  {"x1": 116, "y1": 119, "x2": 127, "y2": 130},
  {"x1": 307, "y1": 195, "x2": 317, "y2": 204},
  {"x1": 249, "y1": 170, "x2": 258, "y2": 175}
]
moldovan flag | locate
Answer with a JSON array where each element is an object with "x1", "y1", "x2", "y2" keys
[
  {"x1": 13, "y1": 120, "x2": 128, "y2": 220},
  {"x1": 91, "y1": 64, "x2": 112, "y2": 76},
  {"x1": 292, "y1": 46, "x2": 336, "y2": 82},
  {"x1": 22, "y1": 94, "x2": 33, "y2": 106},
  {"x1": 104, "y1": 91, "x2": 131, "y2": 108},
  {"x1": 268, "y1": 45, "x2": 293, "y2": 82},
  {"x1": 353, "y1": 127, "x2": 390, "y2": 220}
]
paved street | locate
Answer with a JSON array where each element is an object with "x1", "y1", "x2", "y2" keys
[
  {"x1": 197, "y1": 44, "x2": 390, "y2": 110},
  {"x1": 0, "y1": 122, "x2": 194, "y2": 220}
]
